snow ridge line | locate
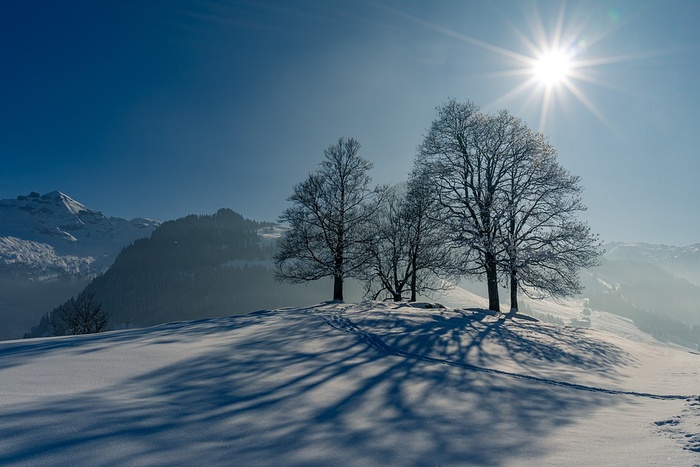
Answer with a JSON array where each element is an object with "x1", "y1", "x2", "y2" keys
[{"x1": 315, "y1": 309, "x2": 695, "y2": 401}]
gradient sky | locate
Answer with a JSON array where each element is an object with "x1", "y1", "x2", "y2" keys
[{"x1": 2, "y1": 0, "x2": 699, "y2": 246}]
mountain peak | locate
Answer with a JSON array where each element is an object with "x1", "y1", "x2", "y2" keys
[
  {"x1": 14, "y1": 190, "x2": 94, "y2": 214},
  {"x1": 41, "y1": 190, "x2": 92, "y2": 216}
]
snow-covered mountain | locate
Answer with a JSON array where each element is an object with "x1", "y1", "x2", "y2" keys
[
  {"x1": 559, "y1": 242, "x2": 700, "y2": 350},
  {"x1": 0, "y1": 191, "x2": 160, "y2": 340},
  {"x1": 0, "y1": 191, "x2": 160, "y2": 278}
]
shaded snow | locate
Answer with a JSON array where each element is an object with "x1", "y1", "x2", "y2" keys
[{"x1": 0, "y1": 301, "x2": 698, "y2": 466}]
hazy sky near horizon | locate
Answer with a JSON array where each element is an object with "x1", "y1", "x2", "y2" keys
[{"x1": 2, "y1": 0, "x2": 699, "y2": 246}]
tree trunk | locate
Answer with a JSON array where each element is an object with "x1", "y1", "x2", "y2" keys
[
  {"x1": 410, "y1": 258, "x2": 417, "y2": 302},
  {"x1": 392, "y1": 292, "x2": 402, "y2": 302},
  {"x1": 333, "y1": 275, "x2": 344, "y2": 301},
  {"x1": 509, "y1": 271, "x2": 518, "y2": 313},
  {"x1": 333, "y1": 230, "x2": 344, "y2": 301},
  {"x1": 485, "y1": 252, "x2": 500, "y2": 312}
]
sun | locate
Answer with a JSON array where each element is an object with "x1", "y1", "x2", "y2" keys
[
  {"x1": 533, "y1": 49, "x2": 571, "y2": 86},
  {"x1": 479, "y1": 11, "x2": 621, "y2": 132},
  {"x1": 375, "y1": 2, "x2": 635, "y2": 132}
]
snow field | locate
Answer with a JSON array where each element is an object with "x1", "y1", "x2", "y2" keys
[{"x1": 0, "y1": 302, "x2": 698, "y2": 466}]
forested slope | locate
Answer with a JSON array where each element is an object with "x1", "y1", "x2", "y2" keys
[{"x1": 25, "y1": 209, "x2": 354, "y2": 336}]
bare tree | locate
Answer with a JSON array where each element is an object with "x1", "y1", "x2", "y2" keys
[
  {"x1": 361, "y1": 186, "x2": 413, "y2": 301},
  {"x1": 416, "y1": 100, "x2": 515, "y2": 311},
  {"x1": 50, "y1": 291, "x2": 111, "y2": 336},
  {"x1": 500, "y1": 134, "x2": 601, "y2": 312},
  {"x1": 360, "y1": 170, "x2": 457, "y2": 302},
  {"x1": 403, "y1": 169, "x2": 459, "y2": 301},
  {"x1": 416, "y1": 100, "x2": 599, "y2": 313},
  {"x1": 275, "y1": 137, "x2": 378, "y2": 301}
]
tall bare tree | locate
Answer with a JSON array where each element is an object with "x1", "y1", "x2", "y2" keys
[
  {"x1": 500, "y1": 132, "x2": 601, "y2": 312},
  {"x1": 416, "y1": 99, "x2": 600, "y2": 313},
  {"x1": 275, "y1": 137, "x2": 378, "y2": 301},
  {"x1": 416, "y1": 100, "x2": 515, "y2": 311}
]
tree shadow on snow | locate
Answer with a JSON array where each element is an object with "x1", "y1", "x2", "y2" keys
[{"x1": 351, "y1": 303, "x2": 635, "y2": 383}]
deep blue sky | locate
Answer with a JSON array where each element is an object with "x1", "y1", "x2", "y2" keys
[{"x1": 2, "y1": 0, "x2": 699, "y2": 245}]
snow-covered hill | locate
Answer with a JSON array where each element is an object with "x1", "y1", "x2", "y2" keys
[
  {"x1": 0, "y1": 301, "x2": 698, "y2": 466},
  {"x1": 0, "y1": 191, "x2": 159, "y2": 277}
]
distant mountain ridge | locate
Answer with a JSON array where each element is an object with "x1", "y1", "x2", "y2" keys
[
  {"x1": 0, "y1": 190, "x2": 160, "y2": 340},
  {"x1": 605, "y1": 241, "x2": 700, "y2": 262},
  {"x1": 603, "y1": 241, "x2": 700, "y2": 287}
]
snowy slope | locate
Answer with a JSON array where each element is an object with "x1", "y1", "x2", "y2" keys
[
  {"x1": 0, "y1": 191, "x2": 159, "y2": 276},
  {"x1": 0, "y1": 301, "x2": 698, "y2": 466}
]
